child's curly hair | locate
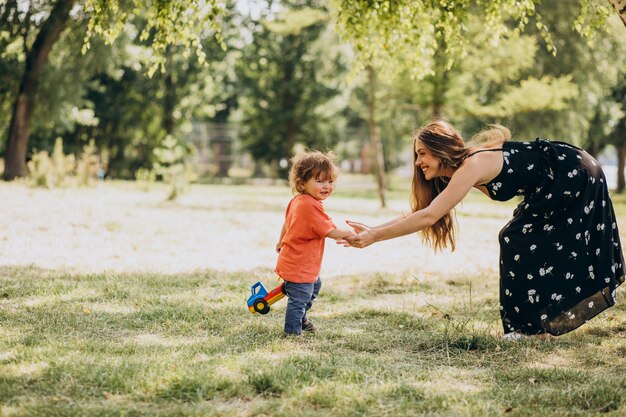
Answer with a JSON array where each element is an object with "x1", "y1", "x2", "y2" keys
[{"x1": 289, "y1": 151, "x2": 338, "y2": 194}]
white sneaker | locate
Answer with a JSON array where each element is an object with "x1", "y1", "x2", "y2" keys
[{"x1": 502, "y1": 332, "x2": 525, "y2": 341}]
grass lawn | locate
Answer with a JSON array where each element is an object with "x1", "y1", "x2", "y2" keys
[{"x1": 0, "y1": 180, "x2": 625, "y2": 416}]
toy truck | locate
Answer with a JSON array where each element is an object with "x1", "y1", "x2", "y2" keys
[{"x1": 247, "y1": 281, "x2": 286, "y2": 314}]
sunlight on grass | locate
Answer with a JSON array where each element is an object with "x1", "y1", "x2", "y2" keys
[{"x1": 0, "y1": 181, "x2": 625, "y2": 416}]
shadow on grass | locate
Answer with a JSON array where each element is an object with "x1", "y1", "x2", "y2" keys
[{"x1": 2, "y1": 265, "x2": 625, "y2": 416}]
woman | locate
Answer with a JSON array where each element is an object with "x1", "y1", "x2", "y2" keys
[{"x1": 345, "y1": 120, "x2": 625, "y2": 339}]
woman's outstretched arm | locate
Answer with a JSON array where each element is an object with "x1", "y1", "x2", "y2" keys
[
  {"x1": 345, "y1": 213, "x2": 409, "y2": 233},
  {"x1": 345, "y1": 158, "x2": 485, "y2": 248}
]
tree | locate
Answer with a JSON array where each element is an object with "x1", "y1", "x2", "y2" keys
[
  {"x1": 366, "y1": 65, "x2": 387, "y2": 207},
  {"x1": 333, "y1": 0, "x2": 623, "y2": 80},
  {"x1": 3, "y1": 0, "x2": 76, "y2": 180},
  {"x1": 235, "y1": 2, "x2": 349, "y2": 178},
  {"x1": 2, "y1": 0, "x2": 225, "y2": 180}
]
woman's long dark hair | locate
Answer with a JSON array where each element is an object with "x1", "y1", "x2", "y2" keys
[{"x1": 411, "y1": 121, "x2": 470, "y2": 251}]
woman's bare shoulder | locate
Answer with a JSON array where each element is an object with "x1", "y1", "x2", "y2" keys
[{"x1": 460, "y1": 145, "x2": 504, "y2": 184}]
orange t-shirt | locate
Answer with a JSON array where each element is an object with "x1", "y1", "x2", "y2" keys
[{"x1": 275, "y1": 194, "x2": 336, "y2": 283}]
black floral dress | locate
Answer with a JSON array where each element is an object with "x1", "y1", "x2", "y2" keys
[{"x1": 472, "y1": 138, "x2": 625, "y2": 335}]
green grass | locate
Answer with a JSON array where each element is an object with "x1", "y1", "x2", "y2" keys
[
  {"x1": 1, "y1": 265, "x2": 624, "y2": 416},
  {"x1": 1, "y1": 177, "x2": 625, "y2": 416}
]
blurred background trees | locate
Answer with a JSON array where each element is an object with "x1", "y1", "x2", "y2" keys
[{"x1": 1, "y1": 0, "x2": 625, "y2": 199}]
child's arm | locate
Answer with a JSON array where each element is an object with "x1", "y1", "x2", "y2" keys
[
  {"x1": 326, "y1": 227, "x2": 356, "y2": 240},
  {"x1": 276, "y1": 222, "x2": 287, "y2": 253}
]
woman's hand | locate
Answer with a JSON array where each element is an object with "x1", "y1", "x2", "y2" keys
[
  {"x1": 336, "y1": 220, "x2": 371, "y2": 247},
  {"x1": 344, "y1": 230, "x2": 376, "y2": 249},
  {"x1": 345, "y1": 220, "x2": 371, "y2": 234}
]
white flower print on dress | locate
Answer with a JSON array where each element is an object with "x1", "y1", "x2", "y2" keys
[
  {"x1": 530, "y1": 244, "x2": 537, "y2": 253},
  {"x1": 539, "y1": 266, "x2": 553, "y2": 276},
  {"x1": 527, "y1": 164, "x2": 534, "y2": 170}
]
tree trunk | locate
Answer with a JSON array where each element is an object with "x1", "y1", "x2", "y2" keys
[
  {"x1": 617, "y1": 145, "x2": 626, "y2": 193},
  {"x1": 366, "y1": 65, "x2": 387, "y2": 208},
  {"x1": 3, "y1": 0, "x2": 76, "y2": 180},
  {"x1": 163, "y1": 46, "x2": 176, "y2": 135},
  {"x1": 607, "y1": 0, "x2": 626, "y2": 26},
  {"x1": 431, "y1": 35, "x2": 449, "y2": 120}
]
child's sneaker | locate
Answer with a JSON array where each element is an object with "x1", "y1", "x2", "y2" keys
[{"x1": 302, "y1": 318, "x2": 317, "y2": 332}]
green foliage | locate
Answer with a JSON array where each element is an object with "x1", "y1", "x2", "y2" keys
[
  {"x1": 151, "y1": 135, "x2": 197, "y2": 200},
  {"x1": 333, "y1": 0, "x2": 613, "y2": 79},
  {"x1": 469, "y1": 76, "x2": 579, "y2": 118},
  {"x1": 235, "y1": 1, "x2": 350, "y2": 177},
  {"x1": 82, "y1": 0, "x2": 226, "y2": 77},
  {"x1": 135, "y1": 167, "x2": 157, "y2": 191},
  {"x1": 512, "y1": 2, "x2": 626, "y2": 144},
  {"x1": 574, "y1": 0, "x2": 612, "y2": 40},
  {"x1": 26, "y1": 137, "x2": 103, "y2": 188}
]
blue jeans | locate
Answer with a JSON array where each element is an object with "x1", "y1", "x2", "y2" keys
[{"x1": 283, "y1": 278, "x2": 322, "y2": 334}]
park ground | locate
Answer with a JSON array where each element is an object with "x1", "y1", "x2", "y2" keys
[{"x1": 0, "y1": 177, "x2": 625, "y2": 416}]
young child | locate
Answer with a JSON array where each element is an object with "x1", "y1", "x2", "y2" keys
[{"x1": 275, "y1": 150, "x2": 354, "y2": 336}]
